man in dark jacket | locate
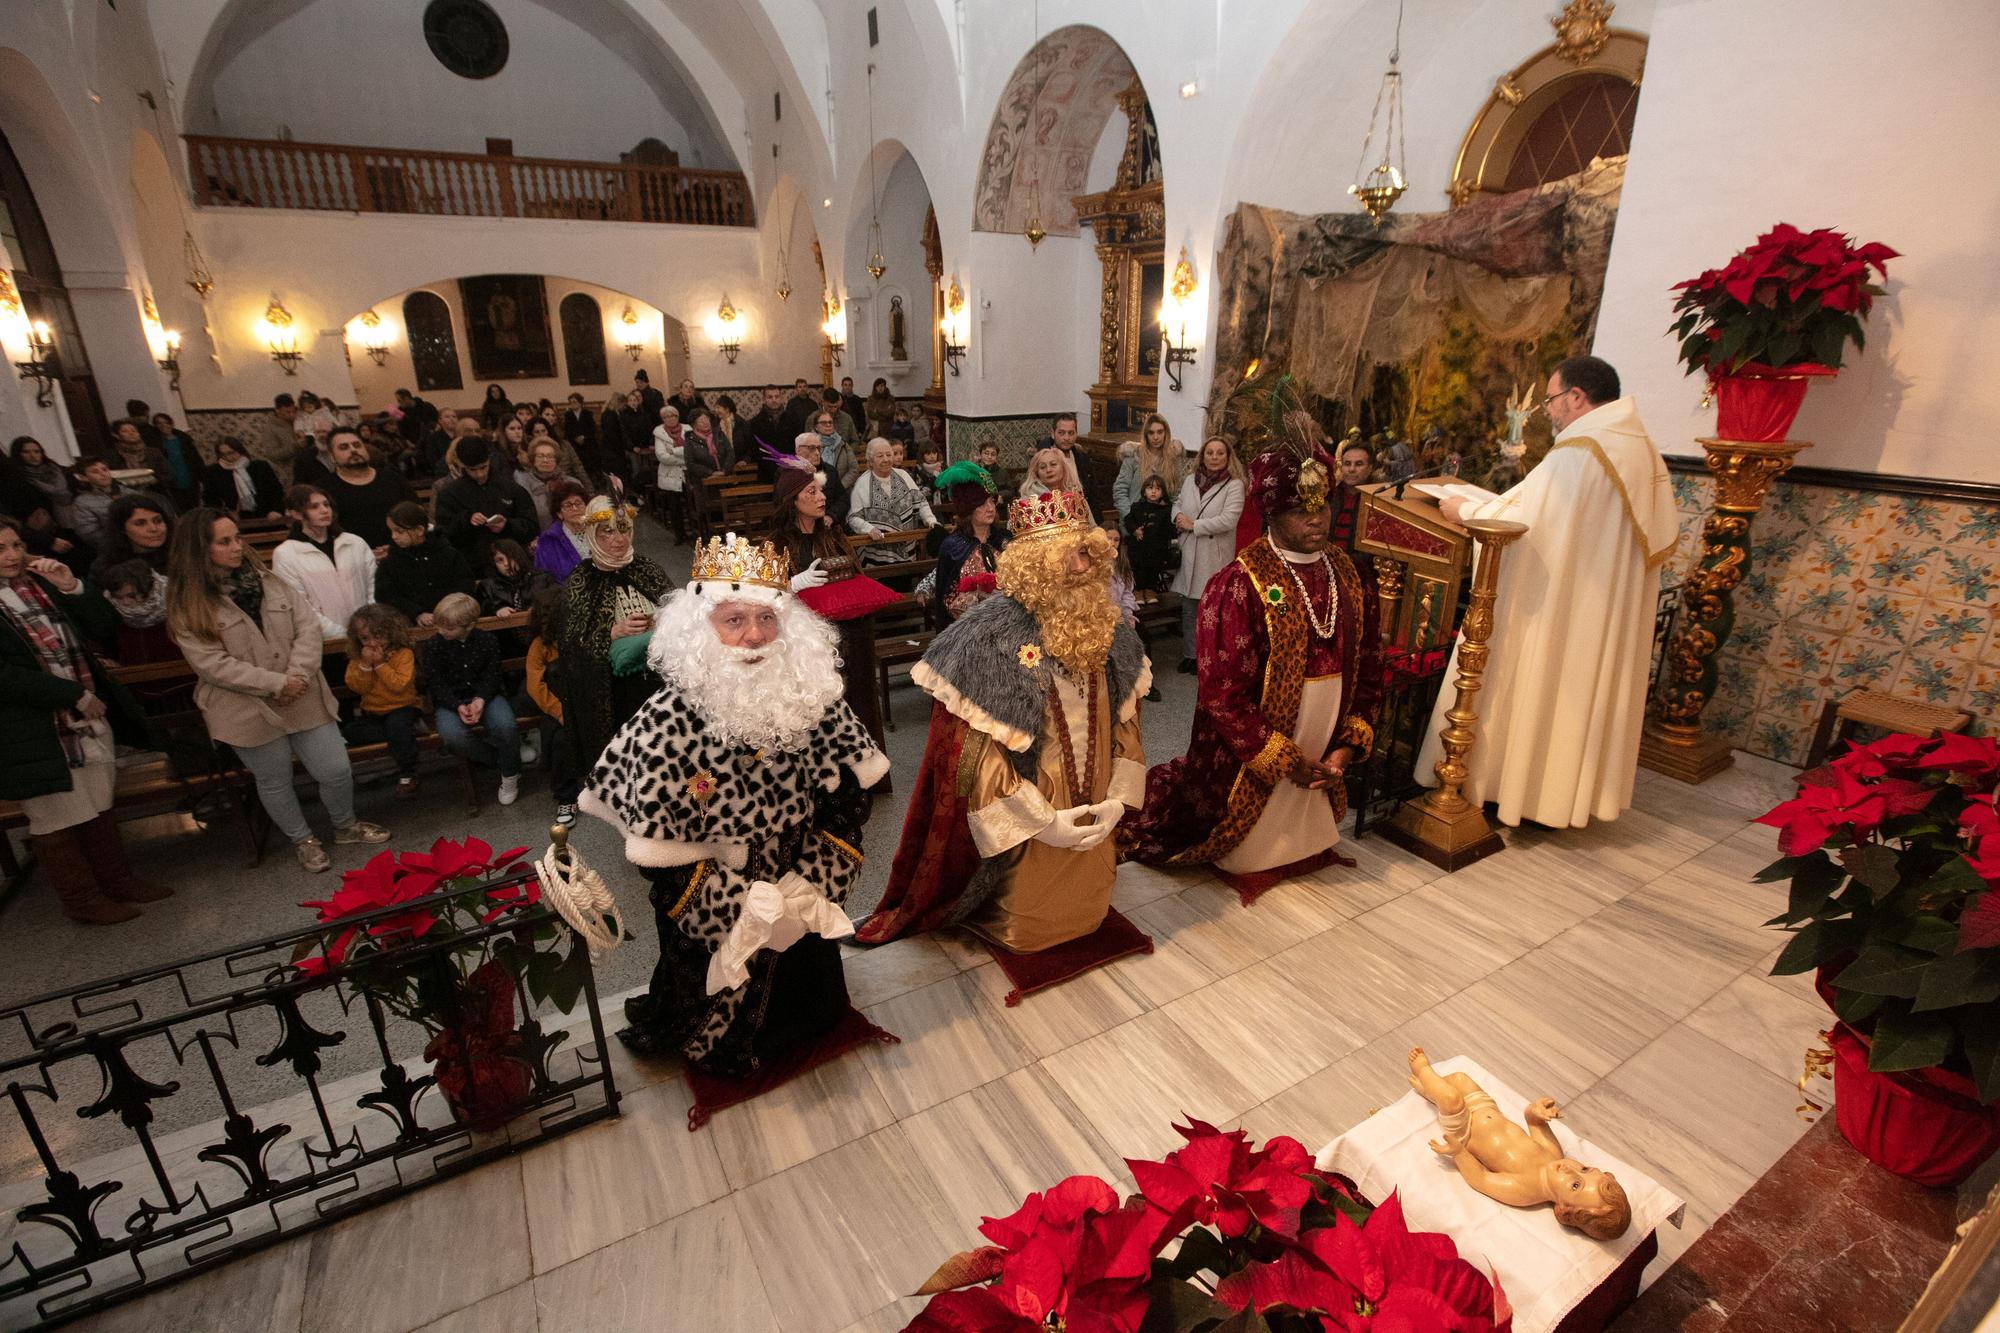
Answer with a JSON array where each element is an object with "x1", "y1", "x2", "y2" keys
[
  {"x1": 632, "y1": 369, "x2": 665, "y2": 422},
  {"x1": 376, "y1": 501, "x2": 478, "y2": 624},
  {"x1": 562, "y1": 393, "x2": 599, "y2": 479},
  {"x1": 393, "y1": 388, "x2": 438, "y2": 446},
  {"x1": 779, "y1": 377, "x2": 820, "y2": 442},
  {"x1": 0, "y1": 519, "x2": 161, "y2": 923},
  {"x1": 838, "y1": 376, "x2": 867, "y2": 443},
  {"x1": 432, "y1": 437, "x2": 537, "y2": 573},
  {"x1": 743, "y1": 385, "x2": 789, "y2": 479}
]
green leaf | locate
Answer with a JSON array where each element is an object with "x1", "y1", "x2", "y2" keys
[
  {"x1": 1772, "y1": 852, "x2": 1851, "y2": 925},
  {"x1": 545, "y1": 940, "x2": 587, "y2": 1015},
  {"x1": 1885, "y1": 912, "x2": 1958, "y2": 955},
  {"x1": 1753, "y1": 854, "x2": 1808, "y2": 885},
  {"x1": 1833, "y1": 987, "x2": 1886, "y2": 1025},
  {"x1": 1840, "y1": 843, "x2": 1902, "y2": 899},
  {"x1": 1834, "y1": 945, "x2": 1932, "y2": 997},
  {"x1": 1912, "y1": 949, "x2": 2000, "y2": 1013},
  {"x1": 1771, "y1": 918, "x2": 1864, "y2": 976},
  {"x1": 1136, "y1": 1272, "x2": 1239, "y2": 1333},
  {"x1": 1923, "y1": 857, "x2": 1987, "y2": 904},
  {"x1": 1961, "y1": 1008, "x2": 2000, "y2": 1103},
  {"x1": 1765, "y1": 330, "x2": 1801, "y2": 366},
  {"x1": 1166, "y1": 1226, "x2": 1234, "y2": 1283},
  {"x1": 1867, "y1": 1008, "x2": 1953, "y2": 1073}
]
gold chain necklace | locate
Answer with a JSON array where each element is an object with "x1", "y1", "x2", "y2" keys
[{"x1": 1272, "y1": 536, "x2": 1338, "y2": 638}]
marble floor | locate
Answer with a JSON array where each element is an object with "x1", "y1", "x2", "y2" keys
[{"x1": 48, "y1": 752, "x2": 1847, "y2": 1333}]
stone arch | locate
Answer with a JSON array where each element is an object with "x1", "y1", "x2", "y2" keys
[
  {"x1": 841, "y1": 141, "x2": 936, "y2": 387},
  {"x1": 0, "y1": 48, "x2": 127, "y2": 274},
  {"x1": 970, "y1": 25, "x2": 1152, "y2": 238}
]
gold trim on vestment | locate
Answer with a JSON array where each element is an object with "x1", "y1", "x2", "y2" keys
[
  {"x1": 1548, "y1": 436, "x2": 1677, "y2": 568},
  {"x1": 667, "y1": 860, "x2": 709, "y2": 918},
  {"x1": 818, "y1": 831, "x2": 863, "y2": 863}
]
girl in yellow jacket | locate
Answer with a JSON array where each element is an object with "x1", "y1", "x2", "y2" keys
[{"x1": 343, "y1": 603, "x2": 422, "y2": 794}]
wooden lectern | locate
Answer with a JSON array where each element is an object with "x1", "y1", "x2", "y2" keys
[{"x1": 1352, "y1": 478, "x2": 1475, "y2": 656}]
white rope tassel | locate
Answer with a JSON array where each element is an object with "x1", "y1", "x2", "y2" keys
[{"x1": 535, "y1": 826, "x2": 625, "y2": 958}]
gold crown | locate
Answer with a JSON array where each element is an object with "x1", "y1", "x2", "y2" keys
[
  {"x1": 1008, "y1": 488, "x2": 1092, "y2": 542},
  {"x1": 689, "y1": 534, "x2": 792, "y2": 590}
]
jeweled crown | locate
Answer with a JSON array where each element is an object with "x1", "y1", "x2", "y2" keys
[
  {"x1": 1008, "y1": 488, "x2": 1092, "y2": 542},
  {"x1": 689, "y1": 533, "x2": 792, "y2": 590}
]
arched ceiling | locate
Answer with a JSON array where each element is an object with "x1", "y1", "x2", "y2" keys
[{"x1": 971, "y1": 25, "x2": 1140, "y2": 237}]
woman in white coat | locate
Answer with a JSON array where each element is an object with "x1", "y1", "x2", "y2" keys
[
  {"x1": 1168, "y1": 436, "x2": 1246, "y2": 672},
  {"x1": 652, "y1": 405, "x2": 689, "y2": 542},
  {"x1": 269, "y1": 484, "x2": 375, "y2": 640}
]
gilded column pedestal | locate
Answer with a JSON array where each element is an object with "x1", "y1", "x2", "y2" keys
[
  {"x1": 1385, "y1": 516, "x2": 1528, "y2": 871},
  {"x1": 1640, "y1": 437, "x2": 1808, "y2": 784}
]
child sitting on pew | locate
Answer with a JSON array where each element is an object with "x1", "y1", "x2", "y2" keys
[
  {"x1": 341, "y1": 603, "x2": 422, "y2": 795},
  {"x1": 418, "y1": 593, "x2": 525, "y2": 806},
  {"x1": 523, "y1": 586, "x2": 581, "y2": 825}
]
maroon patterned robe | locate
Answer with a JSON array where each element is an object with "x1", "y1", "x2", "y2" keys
[{"x1": 1120, "y1": 536, "x2": 1381, "y2": 867}]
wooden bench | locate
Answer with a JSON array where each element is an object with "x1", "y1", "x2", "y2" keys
[{"x1": 1803, "y1": 687, "x2": 1974, "y2": 769}]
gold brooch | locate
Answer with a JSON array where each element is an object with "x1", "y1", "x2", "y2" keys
[
  {"x1": 1017, "y1": 643, "x2": 1044, "y2": 669},
  {"x1": 687, "y1": 772, "x2": 719, "y2": 802}
]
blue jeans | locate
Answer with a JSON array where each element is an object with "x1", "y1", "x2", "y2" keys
[
  {"x1": 433, "y1": 695, "x2": 521, "y2": 777},
  {"x1": 232, "y1": 722, "x2": 358, "y2": 844}
]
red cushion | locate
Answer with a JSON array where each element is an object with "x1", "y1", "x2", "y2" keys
[{"x1": 798, "y1": 575, "x2": 903, "y2": 622}]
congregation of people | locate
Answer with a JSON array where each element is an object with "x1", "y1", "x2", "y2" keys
[{"x1": 0, "y1": 355, "x2": 1669, "y2": 1098}]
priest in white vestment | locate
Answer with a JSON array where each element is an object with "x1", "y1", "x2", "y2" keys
[{"x1": 1418, "y1": 356, "x2": 1677, "y2": 829}]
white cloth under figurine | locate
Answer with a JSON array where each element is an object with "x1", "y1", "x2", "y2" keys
[
  {"x1": 1417, "y1": 395, "x2": 1675, "y2": 828},
  {"x1": 1316, "y1": 1055, "x2": 1685, "y2": 1333}
]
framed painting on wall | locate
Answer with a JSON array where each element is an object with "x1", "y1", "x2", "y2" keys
[{"x1": 460, "y1": 274, "x2": 555, "y2": 379}]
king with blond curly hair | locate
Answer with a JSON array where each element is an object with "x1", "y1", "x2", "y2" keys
[{"x1": 855, "y1": 488, "x2": 1150, "y2": 953}]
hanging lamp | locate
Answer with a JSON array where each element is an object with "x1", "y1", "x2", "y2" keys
[
  {"x1": 865, "y1": 64, "x2": 888, "y2": 279},
  {"x1": 1349, "y1": 0, "x2": 1410, "y2": 224},
  {"x1": 1023, "y1": 0, "x2": 1047, "y2": 249}
]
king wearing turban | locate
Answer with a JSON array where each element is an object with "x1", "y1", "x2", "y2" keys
[{"x1": 1120, "y1": 441, "x2": 1382, "y2": 897}]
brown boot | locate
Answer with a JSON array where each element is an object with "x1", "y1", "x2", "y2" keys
[
  {"x1": 32, "y1": 826, "x2": 140, "y2": 925},
  {"x1": 77, "y1": 813, "x2": 174, "y2": 903}
]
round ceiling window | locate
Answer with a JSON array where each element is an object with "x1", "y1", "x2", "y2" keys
[{"x1": 424, "y1": 0, "x2": 510, "y2": 80}]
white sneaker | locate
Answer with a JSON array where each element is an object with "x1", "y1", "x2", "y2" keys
[
  {"x1": 519, "y1": 733, "x2": 541, "y2": 767},
  {"x1": 498, "y1": 775, "x2": 520, "y2": 806}
]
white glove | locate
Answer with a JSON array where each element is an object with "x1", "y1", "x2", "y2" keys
[
  {"x1": 1034, "y1": 804, "x2": 1116, "y2": 851},
  {"x1": 1084, "y1": 798, "x2": 1125, "y2": 831},
  {"x1": 790, "y1": 559, "x2": 829, "y2": 592}
]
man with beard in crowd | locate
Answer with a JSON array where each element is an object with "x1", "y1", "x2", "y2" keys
[
  {"x1": 855, "y1": 487, "x2": 1149, "y2": 953},
  {"x1": 582, "y1": 535, "x2": 891, "y2": 1078},
  {"x1": 323, "y1": 426, "x2": 415, "y2": 553}
]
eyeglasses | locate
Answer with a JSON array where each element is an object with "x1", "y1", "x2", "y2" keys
[{"x1": 1538, "y1": 387, "x2": 1576, "y2": 412}]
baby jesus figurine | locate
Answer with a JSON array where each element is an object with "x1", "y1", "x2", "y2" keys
[{"x1": 1407, "y1": 1047, "x2": 1631, "y2": 1241}]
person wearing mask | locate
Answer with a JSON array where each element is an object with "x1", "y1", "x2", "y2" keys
[
  {"x1": 0, "y1": 515, "x2": 165, "y2": 923},
  {"x1": 433, "y1": 437, "x2": 536, "y2": 572},
  {"x1": 165, "y1": 508, "x2": 390, "y2": 871},
  {"x1": 89, "y1": 494, "x2": 172, "y2": 586},
  {"x1": 250, "y1": 394, "x2": 302, "y2": 486},
  {"x1": 9, "y1": 436, "x2": 77, "y2": 529},
  {"x1": 1170, "y1": 436, "x2": 1247, "y2": 672},
  {"x1": 651, "y1": 405, "x2": 689, "y2": 542},
  {"x1": 270, "y1": 485, "x2": 375, "y2": 639},
  {"x1": 531, "y1": 479, "x2": 594, "y2": 584},
  {"x1": 322, "y1": 426, "x2": 415, "y2": 553},
  {"x1": 202, "y1": 436, "x2": 286, "y2": 520},
  {"x1": 375, "y1": 501, "x2": 477, "y2": 626}
]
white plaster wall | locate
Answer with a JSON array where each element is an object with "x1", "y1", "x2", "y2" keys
[
  {"x1": 200, "y1": 0, "x2": 698, "y2": 165},
  {"x1": 1593, "y1": 0, "x2": 2000, "y2": 482},
  {"x1": 343, "y1": 277, "x2": 686, "y2": 415},
  {"x1": 843, "y1": 150, "x2": 935, "y2": 394},
  {"x1": 173, "y1": 208, "x2": 823, "y2": 410}
]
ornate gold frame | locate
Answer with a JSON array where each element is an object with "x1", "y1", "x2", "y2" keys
[
  {"x1": 1073, "y1": 79, "x2": 1165, "y2": 435},
  {"x1": 1447, "y1": 27, "x2": 1646, "y2": 208}
]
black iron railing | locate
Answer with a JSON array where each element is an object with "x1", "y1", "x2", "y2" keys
[{"x1": 0, "y1": 873, "x2": 620, "y2": 1329}]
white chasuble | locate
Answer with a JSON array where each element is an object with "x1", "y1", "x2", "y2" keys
[{"x1": 1417, "y1": 396, "x2": 1677, "y2": 829}]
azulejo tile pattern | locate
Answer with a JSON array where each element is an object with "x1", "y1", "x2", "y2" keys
[{"x1": 1669, "y1": 471, "x2": 1998, "y2": 766}]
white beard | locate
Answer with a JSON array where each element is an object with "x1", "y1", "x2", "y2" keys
[{"x1": 648, "y1": 590, "x2": 844, "y2": 752}]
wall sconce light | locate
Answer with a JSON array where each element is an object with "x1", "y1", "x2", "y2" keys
[
  {"x1": 1158, "y1": 248, "x2": 1199, "y2": 393},
  {"x1": 15, "y1": 317, "x2": 58, "y2": 407},
  {"x1": 703, "y1": 294, "x2": 742, "y2": 364},
  {"x1": 940, "y1": 275, "x2": 968, "y2": 376},
  {"x1": 157, "y1": 328, "x2": 183, "y2": 391},
  {"x1": 821, "y1": 296, "x2": 846, "y2": 367},
  {"x1": 353, "y1": 310, "x2": 392, "y2": 365},
  {"x1": 259, "y1": 297, "x2": 302, "y2": 374},
  {"x1": 620, "y1": 306, "x2": 645, "y2": 361}
]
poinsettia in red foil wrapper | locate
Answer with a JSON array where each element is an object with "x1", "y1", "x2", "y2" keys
[
  {"x1": 1760, "y1": 732, "x2": 2000, "y2": 1184},
  {"x1": 905, "y1": 1117, "x2": 1510, "y2": 1333},
  {"x1": 1669, "y1": 223, "x2": 1897, "y2": 377},
  {"x1": 291, "y1": 836, "x2": 584, "y2": 1130}
]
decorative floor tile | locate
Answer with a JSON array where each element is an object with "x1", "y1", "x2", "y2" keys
[
  {"x1": 534, "y1": 1196, "x2": 779, "y2": 1333},
  {"x1": 1263, "y1": 918, "x2": 1466, "y2": 1046},
  {"x1": 409, "y1": 1283, "x2": 536, "y2": 1333},
  {"x1": 860, "y1": 971, "x2": 1037, "y2": 1120}
]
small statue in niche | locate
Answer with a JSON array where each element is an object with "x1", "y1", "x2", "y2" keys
[
  {"x1": 889, "y1": 296, "x2": 908, "y2": 362},
  {"x1": 1406, "y1": 1047, "x2": 1631, "y2": 1240}
]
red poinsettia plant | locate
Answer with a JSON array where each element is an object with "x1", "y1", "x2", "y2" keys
[
  {"x1": 906, "y1": 1118, "x2": 1510, "y2": 1333},
  {"x1": 290, "y1": 836, "x2": 582, "y2": 1032},
  {"x1": 1668, "y1": 223, "x2": 1896, "y2": 376},
  {"x1": 1760, "y1": 733, "x2": 2000, "y2": 1098}
]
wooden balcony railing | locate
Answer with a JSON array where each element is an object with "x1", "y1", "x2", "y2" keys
[{"x1": 184, "y1": 134, "x2": 754, "y2": 228}]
